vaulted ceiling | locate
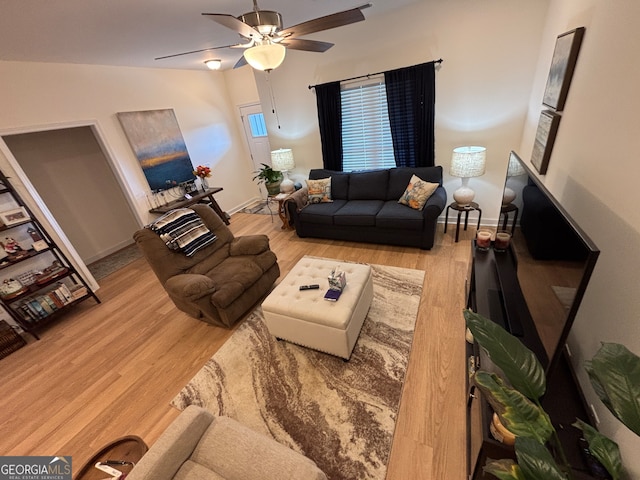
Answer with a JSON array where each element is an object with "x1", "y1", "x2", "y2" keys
[{"x1": 0, "y1": 0, "x2": 419, "y2": 71}]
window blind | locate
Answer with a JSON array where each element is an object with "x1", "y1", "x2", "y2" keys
[{"x1": 340, "y1": 76, "x2": 395, "y2": 171}]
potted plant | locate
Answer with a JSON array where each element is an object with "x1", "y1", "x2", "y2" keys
[
  {"x1": 464, "y1": 309, "x2": 638, "y2": 480},
  {"x1": 252, "y1": 163, "x2": 283, "y2": 196}
]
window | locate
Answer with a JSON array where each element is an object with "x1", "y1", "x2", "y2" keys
[
  {"x1": 340, "y1": 76, "x2": 395, "y2": 171},
  {"x1": 247, "y1": 113, "x2": 267, "y2": 138}
]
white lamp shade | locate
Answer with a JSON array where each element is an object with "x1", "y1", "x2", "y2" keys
[
  {"x1": 243, "y1": 43, "x2": 286, "y2": 71},
  {"x1": 507, "y1": 153, "x2": 526, "y2": 177},
  {"x1": 450, "y1": 146, "x2": 486, "y2": 206},
  {"x1": 271, "y1": 148, "x2": 295, "y2": 193},
  {"x1": 271, "y1": 148, "x2": 295, "y2": 171},
  {"x1": 450, "y1": 146, "x2": 487, "y2": 178}
]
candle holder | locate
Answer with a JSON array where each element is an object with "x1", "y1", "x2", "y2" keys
[
  {"x1": 494, "y1": 230, "x2": 512, "y2": 252},
  {"x1": 476, "y1": 230, "x2": 492, "y2": 251}
]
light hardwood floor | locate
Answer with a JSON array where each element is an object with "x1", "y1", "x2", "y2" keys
[{"x1": 0, "y1": 212, "x2": 476, "y2": 479}]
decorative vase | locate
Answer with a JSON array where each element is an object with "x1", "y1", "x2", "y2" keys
[{"x1": 201, "y1": 177, "x2": 209, "y2": 191}]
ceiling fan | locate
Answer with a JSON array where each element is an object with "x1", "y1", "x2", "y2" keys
[{"x1": 156, "y1": 1, "x2": 372, "y2": 71}]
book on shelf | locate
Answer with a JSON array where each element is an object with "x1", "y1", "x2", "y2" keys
[
  {"x1": 38, "y1": 297, "x2": 54, "y2": 315},
  {"x1": 26, "y1": 298, "x2": 47, "y2": 319},
  {"x1": 69, "y1": 284, "x2": 88, "y2": 300},
  {"x1": 47, "y1": 291, "x2": 64, "y2": 309},
  {"x1": 56, "y1": 282, "x2": 73, "y2": 302}
]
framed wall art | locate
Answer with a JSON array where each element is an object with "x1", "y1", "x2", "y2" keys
[
  {"x1": 531, "y1": 110, "x2": 561, "y2": 175},
  {"x1": 117, "y1": 109, "x2": 195, "y2": 192},
  {"x1": 0, "y1": 207, "x2": 30, "y2": 226},
  {"x1": 542, "y1": 27, "x2": 585, "y2": 111}
]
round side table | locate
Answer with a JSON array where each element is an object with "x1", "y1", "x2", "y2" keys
[
  {"x1": 74, "y1": 435, "x2": 148, "y2": 480},
  {"x1": 444, "y1": 202, "x2": 482, "y2": 242}
]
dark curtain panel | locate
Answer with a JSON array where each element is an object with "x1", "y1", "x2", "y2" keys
[
  {"x1": 385, "y1": 62, "x2": 436, "y2": 167},
  {"x1": 314, "y1": 81, "x2": 343, "y2": 170}
]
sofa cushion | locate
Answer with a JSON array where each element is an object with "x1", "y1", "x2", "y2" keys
[
  {"x1": 398, "y1": 174, "x2": 439, "y2": 210},
  {"x1": 333, "y1": 200, "x2": 384, "y2": 226},
  {"x1": 192, "y1": 416, "x2": 327, "y2": 480},
  {"x1": 306, "y1": 177, "x2": 333, "y2": 203},
  {"x1": 208, "y1": 256, "x2": 265, "y2": 308},
  {"x1": 387, "y1": 166, "x2": 443, "y2": 200},
  {"x1": 348, "y1": 170, "x2": 389, "y2": 200},
  {"x1": 309, "y1": 169, "x2": 349, "y2": 200},
  {"x1": 376, "y1": 201, "x2": 425, "y2": 230},
  {"x1": 174, "y1": 460, "x2": 225, "y2": 480},
  {"x1": 298, "y1": 200, "x2": 347, "y2": 225}
]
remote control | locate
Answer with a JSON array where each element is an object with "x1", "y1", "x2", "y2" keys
[
  {"x1": 299, "y1": 284, "x2": 320, "y2": 290},
  {"x1": 95, "y1": 462, "x2": 122, "y2": 477}
]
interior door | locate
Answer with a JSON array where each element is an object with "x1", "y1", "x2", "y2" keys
[
  {"x1": 240, "y1": 104, "x2": 272, "y2": 171},
  {"x1": 239, "y1": 104, "x2": 271, "y2": 196}
]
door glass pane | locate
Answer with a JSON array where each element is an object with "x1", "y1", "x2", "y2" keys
[{"x1": 248, "y1": 113, "x2": 267, "y2": 138}]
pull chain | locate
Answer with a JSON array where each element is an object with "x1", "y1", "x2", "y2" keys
[{"x1": 265, "y1": 72, "x2": 281, "y2": 129}]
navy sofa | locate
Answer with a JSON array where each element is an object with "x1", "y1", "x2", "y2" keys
[{"x1": 285, "y1": 167, "x2": 446, "y2": 250}]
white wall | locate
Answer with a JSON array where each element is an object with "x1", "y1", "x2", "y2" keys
[
  {"x1": 3, "y1": 127, "x2": 140, "y2": 264},
  {"x1": 0, "y1": 60, "x2": 260, "y2": 288},
  {"x1": 254, "y1": 0, "x2": 550, "y2": 222},
  {"x1": 0, "y1": 61, "x2": 258, "y2": 227},
  {"x1": 519, "y1": 0, "x2": 640, "y2": 476}
]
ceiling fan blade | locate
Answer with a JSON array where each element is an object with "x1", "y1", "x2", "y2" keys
[
  {"x1": 279, "y1": 3, "x2": 371, "y2": 38},
  {"x1": 281, "y1": 38, "x2": 334, "y2": 53},
  {"x1": 234, "y1": 55, "x2": 248, "y2": 69},
  {"x1": 202, "y1": 13, "x2": 263, "y2": 40},
  {"x1": 154, "y1": 44, "x2": 238, "y2": 60}
]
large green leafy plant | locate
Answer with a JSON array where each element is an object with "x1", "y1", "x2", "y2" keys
[
  {"x1": 252, "y1": 163, "x2": 283, "y2": 185},
  {"x1": 464, "y1": 309, "x2": 639, "y2": 480}
]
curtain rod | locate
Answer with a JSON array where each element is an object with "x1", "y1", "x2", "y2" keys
[{"x1": 308, "y1": 58, "x2": 443, "y2": 90}]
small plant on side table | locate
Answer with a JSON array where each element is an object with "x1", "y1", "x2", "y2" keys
[{"x1": 252, "y1": 163, "x2": 283, "y2": 196}]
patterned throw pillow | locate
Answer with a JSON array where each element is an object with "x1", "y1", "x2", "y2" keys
[
  {"x1": 306, "y1": 177, "x2": 333, "y2": 204},
  {"x1": 398, "y1": 174, "x2": 439, "y2": 211}
]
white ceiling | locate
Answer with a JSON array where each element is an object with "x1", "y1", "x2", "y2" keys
[{"x1": 0, "y1": 0, "x2": 418, "y2": 71}]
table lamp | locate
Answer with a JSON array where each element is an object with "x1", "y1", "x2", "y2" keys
[
  {"x1": 271, "y1": 148, "x2": 295, "y2": 193},
  {"x1": 449, "y1": 146, "x2": 486, "y2": 206},
  {"x1": 502, "y1": 152, "x2": 526, "y2": 205}
]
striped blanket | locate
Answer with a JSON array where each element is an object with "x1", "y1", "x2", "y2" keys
[{"x1": 149, "y1": 208, "x2": 217, "y2": 256}]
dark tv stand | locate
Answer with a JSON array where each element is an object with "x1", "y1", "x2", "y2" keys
[{"x1": 466, "y1": 242, "x2": 598, "y2": 480}]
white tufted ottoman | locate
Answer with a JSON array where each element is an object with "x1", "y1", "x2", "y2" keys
[{"x1": 261, "y1": 256, "x2": 373, "y2": 360}]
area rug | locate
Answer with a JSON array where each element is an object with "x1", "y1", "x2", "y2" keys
[
  {"x1": 87, "y1": 243, "x2": 143, "y2": 280},
  {"x1": 241, "y1": 200, "x2": 273, "y2": 215},
  {"x1": 171, "y1": 263, "x2": 425, "y2": 480}
]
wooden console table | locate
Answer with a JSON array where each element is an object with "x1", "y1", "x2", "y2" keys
[{"x1": 148, "y1": 187, "x2": 230, "y2": 225}]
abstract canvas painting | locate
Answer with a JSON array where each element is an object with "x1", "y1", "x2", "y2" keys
[
  {"x1": 117, "y1": 109, "x2": 195, "y2": 191},
  {"x1": 531, "y1": 110, "x2": 561, "y2": 175},
  {"x1": 542, "y1": 27, "x2": 585, "y2": 111}
]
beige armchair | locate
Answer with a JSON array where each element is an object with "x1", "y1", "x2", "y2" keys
[
  {"x1": 127, "y1": 406, "x2": 327, "y2": 480},
  {"x1": 134, "y1": 204, "x2": 280, "y2": 328}
]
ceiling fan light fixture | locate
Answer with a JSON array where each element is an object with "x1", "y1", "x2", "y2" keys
[
  {"x1": 243, "y1": 43, "x2": 286, "y2": 71},
  {"x1": 238, "y1": 10, "x2": 282, "y2": 36},
  {"x1": 204, "y1": 59, "x2": 222, "y2": 70}
]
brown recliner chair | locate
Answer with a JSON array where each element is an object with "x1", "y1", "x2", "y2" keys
[{"x1": 133, "y1": 204, "x2": 280, "y2": 328}]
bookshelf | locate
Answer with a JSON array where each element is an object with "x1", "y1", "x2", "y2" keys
[{"x1": 0, "y1": 170, "x2": 100, "y2": 339}]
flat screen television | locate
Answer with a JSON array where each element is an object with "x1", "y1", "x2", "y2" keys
[{"x1": 499, "y1": 151, "x2": 599, "y2": 373}]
